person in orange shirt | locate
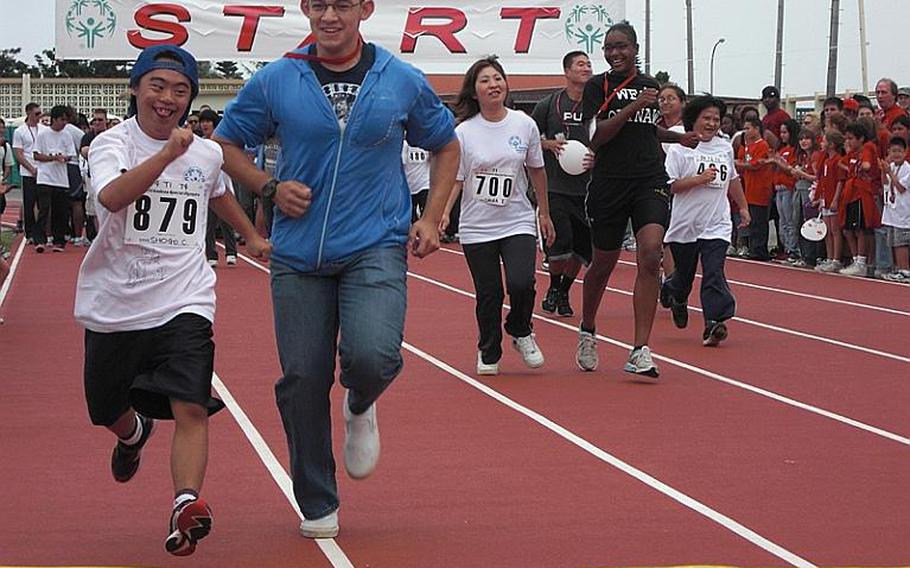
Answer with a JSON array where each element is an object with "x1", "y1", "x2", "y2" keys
[
  {"x1": 770, "y1": 119, "x2": 801, "y2": 261},
  {"x1": 837, "y1": 122, "x2": 882, "y2": 276},
  {"x1": 814, "y1": 131, "x2": 847, "y2": 272},
  {"x1": 735, "y1": 117, "x2": 774, "y2": 260}
]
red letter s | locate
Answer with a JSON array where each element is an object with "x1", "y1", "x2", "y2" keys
[{"x1": 127, "y1": 4, "x2": 191, "y2": 49}]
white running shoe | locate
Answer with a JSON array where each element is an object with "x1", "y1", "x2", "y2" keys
[
  {"x1": 576, "y1": 330, "x2": 598, "y2": 371},
  {"x1": 476, "y1": 352, "x2": 499, "y2": 375},
  {"x1": 512, "y1": 333, "x2": 544, "y2": 368},
  {"x1": 299, "y1": 510, "x2": 339, "y2": 539},
  {"x1": 225, "y1": 254, "x2": 237, "y2": 266},
  {"x1": 207, "y1": 259, "x2": 218, "y2": 268},
  {"x1": 342, "y1": 391, "x2": 380, "y2": 480},
  {"x1": 839, "y1": 260, "x2": 867, "y2": 276},
  {"x1": 818, "y1": 259, "x2": 842, "y2": 273},
  {"x1": 623, "y1": 346, "x2": 659, "y2": 380}
]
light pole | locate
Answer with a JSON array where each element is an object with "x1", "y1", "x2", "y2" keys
[{"x1": 710, "y1": 37, "x2": 726, "y2": 94}]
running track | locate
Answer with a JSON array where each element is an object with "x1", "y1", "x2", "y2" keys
[{"x1": 0, "y1": 229, "x2": 907, "y2": 567}]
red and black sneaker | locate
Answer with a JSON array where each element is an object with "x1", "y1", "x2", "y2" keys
[
  {"x1": 165, "y1": 497, "x2": 213, "y2": 556},
  {"x1": 111, "y1": 414, "x2": 154, "y2": 483}
]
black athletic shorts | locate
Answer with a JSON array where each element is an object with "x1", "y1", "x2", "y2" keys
[
  {"x1": 67, "y1": 164, "x2": 85, "y2": 201},
  {"x1": 544, "y1": 193, "x2": 592, "y2": 265},
  {"x1": 586, "y1": 177, "x2": 670, "y2": 251},
  {"x1": 844, "y1": 200, "x2": 866, "y2": 231},
  {"x1": 83, "y1": 313, "x2": 225, "y2": 426}
]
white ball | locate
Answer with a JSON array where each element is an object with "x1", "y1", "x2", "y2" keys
[{"x1": 558, "y1": 140, "x2": 589, "y2": 176}]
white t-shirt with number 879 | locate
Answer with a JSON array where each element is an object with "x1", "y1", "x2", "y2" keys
[
  {"x1": 74, "y1": 118, "x2": 228, "y2": 333},
  {"x1": 455, "y1": 109, "x2": 545, "y2": 245}
]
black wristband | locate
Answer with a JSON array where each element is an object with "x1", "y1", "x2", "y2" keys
[{"x1": 261, "y1": 178, "x2": 279, "y2": 200}]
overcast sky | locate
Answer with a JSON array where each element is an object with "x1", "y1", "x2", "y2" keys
[{"x1": 2, "y1": 0, "x2": 906, "y2": 99}]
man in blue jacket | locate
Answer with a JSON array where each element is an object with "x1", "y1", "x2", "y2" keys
[{"x1": 214, "y1": 0, "x2": 459, "y2": 539}]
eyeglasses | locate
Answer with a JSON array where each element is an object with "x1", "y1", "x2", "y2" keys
[{"x1": 307, "y1": 0, "x2": 361, "y2": 14}]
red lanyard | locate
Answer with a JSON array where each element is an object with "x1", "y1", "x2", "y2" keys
[
  {"x1": 598, "y1": 70, "x2": 638, "y2": 115},
  {"x1": 284, "y1": 35, "x2": 364, "y2": 66},
  {"x1": 554, "y1": 89, "x2": 582, "y2": 135}
]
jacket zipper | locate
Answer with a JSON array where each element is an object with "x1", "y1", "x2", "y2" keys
[{"x1": 314, "y1": 69, "x2": 373, "y2": 269}]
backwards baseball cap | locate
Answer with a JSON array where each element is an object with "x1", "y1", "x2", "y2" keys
[
  {"x1": 761, "y1": 85, "x2": 780, "y2": 99},
  {"x1": 127, "y1": 45, "x2": 200, "y2": 123},
  {"x1": 898, "y1": 86, "x2": 910, "y2": 97},
  {"x1": 842, "y1": 97, "x2": 860, "y2": 111}
]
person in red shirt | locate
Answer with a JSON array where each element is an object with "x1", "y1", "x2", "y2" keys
[
  {"x1": 760, "y1": 85, "x2": 791, "y2": 141},
  {"x1": 875, "y1": 78, "x2": 907, "y2": 129},
  {"x1": 735, "y1": 117, "x2": 774, "y2": 260},
  {"x1": 837, "y1": 122, "x2": 882, "y2": 276},
  {"x1": 814, "y1": 130, "x2": 847, "y2": 272},
  {"x1": 770, "y1": 119, "x2": 802, "y2": 260}
]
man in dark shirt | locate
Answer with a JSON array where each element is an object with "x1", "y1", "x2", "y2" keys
[{"x1": 531, "y1": 51, "x2": 592, "y2": 318}]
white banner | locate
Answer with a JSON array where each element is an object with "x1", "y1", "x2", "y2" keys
[{"x1": 55, "y1": 1, "x2": 624, "y2": 74}]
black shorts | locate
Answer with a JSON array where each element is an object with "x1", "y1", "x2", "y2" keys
[
  {"x1": 545, "y1": 193, "x2": 592, "y2": 265},
  {"x1": 83, "y1": 313, "x2": 225, "y2": 426},
  {"x1": 67, "y1": 164, "x2": 85, "y2": 201},
  {"x1": 586, "y1": 177, "x2": 670, "y2": 251},
  {"x1": 844, "y1": 200, "x2": 866, "y2": 231}
]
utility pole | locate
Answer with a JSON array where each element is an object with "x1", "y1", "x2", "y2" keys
[
  {"x1": 644, "y1": 0, "x2": 651, "y2": 75},
  {"x1": 826, "y1": 0, "x2": 840, "y2": 97},
  {"x1": 774, "y1": 0, "x2": 785, "y2": 90},
  {"x1": 857, "y1": 0, "x2": 869, "y2": 95},
  {"x1": 685, "y1": 0, "x2": 694, "y2": 94}
]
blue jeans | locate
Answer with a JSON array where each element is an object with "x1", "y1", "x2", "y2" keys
[
  {"x1": 873, "y1": 195, "x2": 893, "y2": 272},
  {"x1": 775, "y1": 187, "x2": 799, "y2": 255},
  {"x1": 271, "y1": 245, "x2": 407, "y2": 519}
]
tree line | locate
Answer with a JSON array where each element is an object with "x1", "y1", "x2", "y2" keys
[{"x1": 0, "y1": 47, "x2": 250, "y2": 79}]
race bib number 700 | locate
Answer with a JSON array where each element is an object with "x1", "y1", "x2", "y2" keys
[
  {"x1": 124, "y1": 178, "x2": 204, "y2": 248},
  {"x1": 472, "y1": 168, "x2": 516, "y2": 207}
]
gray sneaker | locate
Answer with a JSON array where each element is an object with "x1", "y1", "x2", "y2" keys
[
  {"x1": 576, "y1": 330, "x2": 598, "y2": 371},
  {"x1": 623, "y1": 346, "x2": 659, "y2": 380}
]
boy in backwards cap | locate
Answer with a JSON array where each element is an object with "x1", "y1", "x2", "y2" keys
[{"x1": 74, "y1": 45, "x2": 271, "y2": 555}]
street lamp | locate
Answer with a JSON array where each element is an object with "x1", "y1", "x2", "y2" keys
[{"x1": 710, "y1": 37, "x2": 726, "y2": 94}]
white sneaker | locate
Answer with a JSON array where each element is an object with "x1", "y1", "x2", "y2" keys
[
  {"x1": 576, "y1": 330, "x2": 598, "y2": 371},
  {"x1": 225, "y1": 254, "x2": 237, "y2": 266},
  {"x1": 207, "y1": 259, "x2": 218, "y2": 268},
  {"x1": 511, "y1": 333, "x2": 544, "y2": 368},
  {"x1": 300, "y1": 510, "x2": 339, "y2": 539},
  {"x1": 818, "y1": 259, "x2": 842, "y2": 273},
  {"x1": 342, "y1": 391, "x2": 380, "y2": 480},
  {"x1": 839, "y1": 260, "x2": 867, "y2": 276},
  {"x1": 624, "y1": 346, "x2": 659, "y2": 380},
  {"x1": 476, "y1": 352, "x2": 499, "y2": 375}
]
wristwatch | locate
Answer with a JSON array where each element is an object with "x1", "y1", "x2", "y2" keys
[{"x1": 261, "y1": 178, "x2": 279, "y2": 200}]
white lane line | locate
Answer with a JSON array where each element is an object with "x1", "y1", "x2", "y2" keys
[
  {"x1": 401, "y1": 342, "x2": 816, "y2": 568},
  {"x1": 212, "y1": 374, "x2": 354, "y2": 567},
  {"x1": 230, "y1": 250, "x2": 813, "y2": 565},
  {"x1": 0, "y1": 236, "x2": 28, "y2": 314},
  {"x1": 406, "y1": 270, "x2": 910, "y2": 447},
  {"x1": 614, "y1": 258, "x2": 909, "y2": 317},
  {"x1": 438, "y1": 246, "x2": 910, "y2": 363}
]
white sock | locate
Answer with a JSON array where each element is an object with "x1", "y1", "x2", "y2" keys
[
  {"x1": 119, "y1": 414, "x2": 143, "y2": 446},
  {"x1": 174, "y1": 490, "x2": 198, "y2": 509}
]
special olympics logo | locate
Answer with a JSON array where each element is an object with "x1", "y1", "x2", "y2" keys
[
  {"x1": 65, "y1": 0, "x2": 117, "y2": 50},
  {"x1": 564, "y1": 4, "x2": 615, "y2": 55},
  {"x1": 184, "y1": 167, "x2": 206, "y2": 183}
]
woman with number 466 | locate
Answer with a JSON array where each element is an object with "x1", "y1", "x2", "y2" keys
[
  {"x1": 442, "y1": 57, "x2": 555, "y2": 376},
  {"x1": 660, "y1": 95, "x2": 751, "y2": 347}
]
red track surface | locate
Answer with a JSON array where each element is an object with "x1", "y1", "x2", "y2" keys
[{"x1": 0, "y1": 238, "x2": 907, "y2": 567}]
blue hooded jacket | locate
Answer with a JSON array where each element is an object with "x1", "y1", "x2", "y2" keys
[{"x1": 216, "y1": 44, "x2": 456, "y2": 272}]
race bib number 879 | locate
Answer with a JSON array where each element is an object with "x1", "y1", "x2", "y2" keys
[
  {"x1": 472, "y1": 168, "x2": 515, "y2": 207},
  {"x1": 124, "y1": 179, "x2": 204, "y2": 248}
]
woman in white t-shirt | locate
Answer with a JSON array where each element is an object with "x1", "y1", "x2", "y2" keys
[
  {"x1": 660, "y1": 95, "x2": 750, "y2": 347},
  {"x1": 402, "y1": 142, "x2": 431, "y2": 222},
  {"x1": 443, "y1": 57, "x2": 555, "y2": 376}
]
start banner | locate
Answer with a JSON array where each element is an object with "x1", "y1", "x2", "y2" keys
[{"x1": 55, "y1": 1, "x2": 624, "y2": 74}]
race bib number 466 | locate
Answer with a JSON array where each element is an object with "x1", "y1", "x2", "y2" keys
[
  {"x1": 124, "y1": 178, "x2": 204, "y2": 248},
  {"x1": 472, "y1": 168, "x2": 516, "y2": 207}
]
